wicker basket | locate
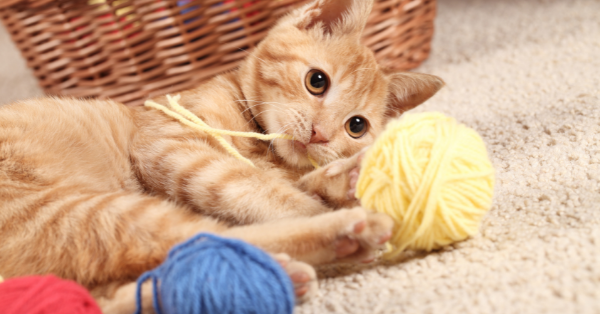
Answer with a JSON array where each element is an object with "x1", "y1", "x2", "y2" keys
[{"x1": 0, "y1": 0, "x2": 436, "y2": 106}]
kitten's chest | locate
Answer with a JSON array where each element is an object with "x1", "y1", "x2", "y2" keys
[{"x1": 237, "y1": 138, "x2": 309, "y2": 181}]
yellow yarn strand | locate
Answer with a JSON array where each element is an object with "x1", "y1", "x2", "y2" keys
[
  {"x1": 165, "y1": 95, "x2": 295, "y2": 141},
  {"x1": 356, "y1": 112, "x2": 495, "y2": 259},
  {"x1": 308, "y1": 155, "x2": 321, "y2": 169},
  {"x1": 145, "y1": 95, "x2": 306, "y2": 168}
]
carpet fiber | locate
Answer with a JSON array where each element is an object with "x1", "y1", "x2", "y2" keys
[{"x1": 1, "y1": 0, "x2": 599, "y2": 313}]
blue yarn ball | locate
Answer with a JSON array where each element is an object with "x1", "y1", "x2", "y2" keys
[{"x1": 135, "y1": 233, "x2": 295, "y2": 314}]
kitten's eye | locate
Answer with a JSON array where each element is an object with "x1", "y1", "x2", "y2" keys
[
  {"x1": 345, "y1": 116, "x2": 368, "y2": 138},
  {"x1": 305, "y1": 69, "x2": 329, "y2": 95}
]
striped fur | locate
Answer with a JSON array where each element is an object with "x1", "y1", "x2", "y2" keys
[{"x1": 0, "y1": 0, "x2": 442, "y2": 312}]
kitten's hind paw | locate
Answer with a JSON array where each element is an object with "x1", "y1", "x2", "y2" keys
[{"x1": 271, "y1": 253, "x2": 318, "y2": 303}]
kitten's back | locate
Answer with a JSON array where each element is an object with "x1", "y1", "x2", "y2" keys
[
  {"x1": 0, "y1": 98, "x2": 216, "y2": 287},
  {"x1": 0, "y1": 98, "x2": 137, "y2": 192}
]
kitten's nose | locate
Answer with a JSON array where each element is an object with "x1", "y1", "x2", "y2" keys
[{"x1": 310, "y1": 124, "x2": 329, "y2": 144}]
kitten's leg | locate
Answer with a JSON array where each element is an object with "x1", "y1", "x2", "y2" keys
[
  {"x1": 132, "y1": 136, "x2": 331, "y2": 224},
  {"x1": 0, "y1": 188, "x2": 225, "y2": 289},
  {"x1": 95, "y1": 207, "x2": 390, "y2": 313},
  {"x1": 224, "y1": 207, "x2": 393, "y2": 266},
  {"x1": 295, "y1": 148, "x2": 367, "y2": 209},
  {"x1": 94, "y1": 282, "x2": 154, "y2": 314}
]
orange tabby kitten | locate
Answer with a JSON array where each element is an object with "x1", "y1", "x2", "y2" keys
[{"x1": 0, "y1": 0, "x2": 442, "y2": 313}]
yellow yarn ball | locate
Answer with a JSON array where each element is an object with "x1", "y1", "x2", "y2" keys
[{"x1": 356, "y1": 112, "x2": 495, "y2": 259}]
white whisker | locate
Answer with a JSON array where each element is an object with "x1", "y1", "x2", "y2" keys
[{"x1": 244, "y1": 109, "x2": 287, "y2": 129}]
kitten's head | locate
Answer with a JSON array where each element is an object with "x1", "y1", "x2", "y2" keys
[{"x1": 240, "y1": 0, "x2": 443, "y2": 168}]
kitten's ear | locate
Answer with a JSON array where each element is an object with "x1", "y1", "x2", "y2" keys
[
  {"x1": 291, "y1": 0, "x2": 373, "y2": 37},
  {"x1": 385, "y1": 72, "x2": 445, "y2": 118}
]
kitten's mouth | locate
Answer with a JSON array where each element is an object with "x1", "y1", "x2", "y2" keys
[
  {"x1": 292, "y1": 140, "x2": 307, "y2": 152},
  {"x1": 285, "y1": 139, "x2": 319, "y2": 168}
]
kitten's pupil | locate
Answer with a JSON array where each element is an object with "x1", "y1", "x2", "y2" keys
[
  {"x1": 310, "y1": 72, "x2": 326, "y2": 89},
  {"x1": 349, "y1": 117, "x2": 365, "y2": 133},
  {"x1": 305, "y1": 69, "x2": 328, "y2": 95},
  {"x1": 345, "y1": 116, "x2": 368, "y2": 138}
]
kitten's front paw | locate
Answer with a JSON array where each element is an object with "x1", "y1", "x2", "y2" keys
[
  {"x1": 271, "y1": 253, "x2": 318, "y2": 303},
  {"x1": 333, "y1": 207, "x2": 393, "y2": 264},
  {"x1": 308, "y1": 147, "x2": 368, "y2": 208},
  {"x1": 343, "y1": 152, "x2": 364, "y2": 202}
]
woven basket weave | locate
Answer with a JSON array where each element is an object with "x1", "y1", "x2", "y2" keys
[{"x1": 0, "y1": 0, "x2": 436, "y2": 106}]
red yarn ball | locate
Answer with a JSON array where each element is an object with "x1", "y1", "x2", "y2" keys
[{"x1": 0, "y1": 275, "x2": 102, "y2": 314}]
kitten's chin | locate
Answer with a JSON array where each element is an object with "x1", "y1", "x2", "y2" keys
[{"x1": 273, "y1": 140, "x2": 314, "y2": 169}]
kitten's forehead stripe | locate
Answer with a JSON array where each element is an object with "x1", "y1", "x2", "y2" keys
[
  {"x1": 333, "y1": 50, "x2": 381, "y2": 115},
  {"x1": 262, "y1": 48, "x2": 309, "y2": 66},
  {"x1": 255, "y1": 45, "x2": 310, "y2": 101},
  {"x1": 363, "y1": 73, "x2": 383, "y2": 110},
  {"x1": 338, "y1": 50, "x2": 371, "y2": 83}
]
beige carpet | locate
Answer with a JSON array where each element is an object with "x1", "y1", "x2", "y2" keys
[
  {"x1": 298, "y1": 0, "x2": 600, "y2": 313},
  {"x1": 1, "y1": 0, "x2": 599, "y2": 313}
]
